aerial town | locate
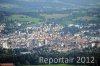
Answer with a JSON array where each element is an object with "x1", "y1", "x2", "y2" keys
[
  {"x1": 0, "y1": 0, "x2": 100, "y2": 65},
  {"x1": 0, "y1": 22, "x2": 100, "y2": 52}
]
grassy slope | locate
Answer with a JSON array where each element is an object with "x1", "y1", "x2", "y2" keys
[
  {"x1": 41, "y1": 14, "x2": 69, "y2": 19},
  {"x1": 4, "y1": 8, "x2": 100, "y2": 25},
  {"x1": 6, "y1": 14, "x2": 43, "y2": 24},
  {"x1": 40, "y1": 9, "x2": 100, "y2": 25}
]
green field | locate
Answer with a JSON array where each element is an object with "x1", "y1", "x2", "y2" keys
[
  {"x1": 6, "y1": 15, "x2": 43, "y2": 24},
  {"x1": 41, "y1": 14, "x2": 69, "y2": 19}
]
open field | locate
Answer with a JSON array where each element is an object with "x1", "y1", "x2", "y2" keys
[
  {"x1": 41, "y1": 14, "x2": 69, "y2": 19},
  {"x1": 6, "y1": 15, "x2": 43, "y2": 24}
]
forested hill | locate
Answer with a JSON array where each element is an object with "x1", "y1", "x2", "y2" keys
[{"x1": 0, "y1": 0, "x2": 100, "y2": 12}]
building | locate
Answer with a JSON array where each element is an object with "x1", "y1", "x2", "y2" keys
[{"x1": 0, "y1": 63, "x2": 14, "y2": 66}]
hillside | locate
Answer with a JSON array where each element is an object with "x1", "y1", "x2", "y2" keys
[
  {"x1": 0, "y1": 0, "x2": 100, "y2": 12},
  {"x1": 0, "y1": 0, "x2": 100, "y2": 34},
  {"x1": 0, "y1": 8, "x2": 100, "y2": 25}
]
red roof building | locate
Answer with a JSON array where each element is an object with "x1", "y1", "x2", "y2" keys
[{"x1": 0, "y1": 63, "x2": 14, "y2": 66}]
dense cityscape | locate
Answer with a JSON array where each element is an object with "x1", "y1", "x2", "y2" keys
[{"x1": 0, "y1": 22, "x2": 100, "y2": 52}]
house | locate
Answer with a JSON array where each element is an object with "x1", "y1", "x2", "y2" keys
[
  {"x1": 20, "y1": 52, "x2": 31, "y2": 55},
  {"x1": 96, "y1": 43, "x2": 100, "y2": 47},
  {"x1": 91, "y1": 41, "x2": 100, "y2": 47},
  {"x1": 0, "y1": 63, "x2": 14, "y2": 66}
]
